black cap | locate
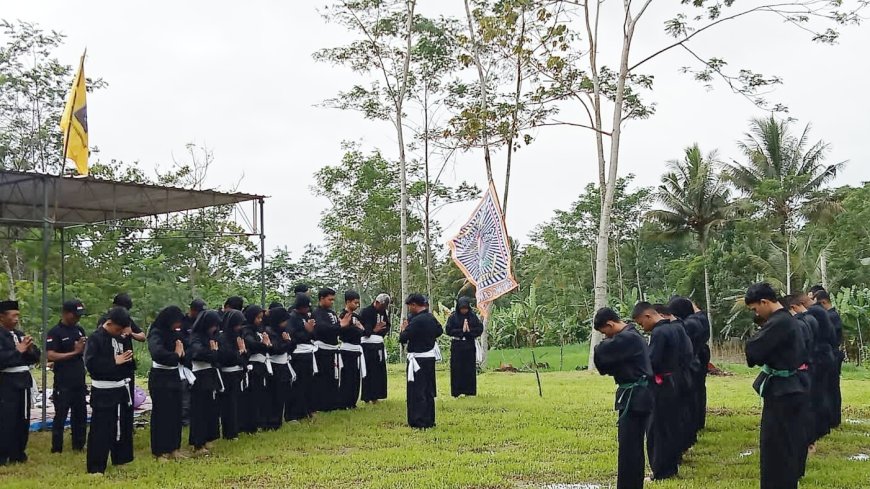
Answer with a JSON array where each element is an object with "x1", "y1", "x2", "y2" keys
[
  {"x1": 405, "y1": 293, "x2": 428, "y2": 306},
  {"x1": 62, "y1": 299, "x2": 86, "y2": 316},
  {"x1": 190, "y1": 299, "x2": 207, "y2": 312},
  {"x1": 0, "y1": 300, "x2": 19, "y2": 312}
]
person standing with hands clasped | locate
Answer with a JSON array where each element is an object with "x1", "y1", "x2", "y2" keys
[
  {"x1": 400, "y1": 294, "x2": 442, "y2": 429},
  {"x1": 359, "y1": 294, "x2": 391, "y2": 403},
  {"x1": 446, "y1": 297, "x2": 484, "y2": 398},
  {"x1": 148, "y1": 306, "x2": 192, "y2": 460},
  {"x1": 47, "y1": 299, "x2": 89, "y2": 454},
  {"x1": 0, "y1": 300, "x2": 41, "y2": 466}
]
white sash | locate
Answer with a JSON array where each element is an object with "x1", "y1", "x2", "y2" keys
[
  {"x1": 313, "y1": 341, "x2": 342, "y2": 380},
  {"x1": 293, "y1": 343, "x2": 319, "y2": 374},
  {"x1": 452, "y1": 336, "x2": 484, "y2": 364},
  {"x1": 406, "y1": 344, "x2": 442, "y2": 382},
  {"x1": 7, "y1": 333, "x2": 37, "y2": 410},
  {"x1": 152, "y1": 361, "x2": 197, "y2": 385},
  {"x1": 191, "y1": 361, "x2": 224, "y2": 392},
  {"x1": 340, "y1": 343, "x2": 367, "y2": 379},
  {"x1": 0, "y1": 365, "x2": 31, "y2": 373},
  {"x1": 361, "y1": 335, "x2": 387, "y2": 363},
  {"x1": 269, "y1": 352, "x2": 296, "y2": 382},
  {"x1": 249, "y1": 353, "x2": 273, "y2": 376},
  {"x1": 92, "y1": 377, "x2": 132, "y2": 441}
]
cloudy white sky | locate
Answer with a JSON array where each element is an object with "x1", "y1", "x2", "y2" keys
[{"x1": 4, "y1": 1, "x2": 869, "y2": 258}]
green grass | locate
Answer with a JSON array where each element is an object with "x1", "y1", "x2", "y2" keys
[
  {"x1": 486, "y1": 343, "x2": 590, "y2": 371},
  {"x1": 2, "y1": 359, "x2": 869, "y2": 488}
]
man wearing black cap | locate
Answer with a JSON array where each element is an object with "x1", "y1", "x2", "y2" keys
[
  {"x1": 0, "y1": 300, "x2": 41, "y2": 465},
  {"x1": 400, "y1": 294, "x2": 442, "y2": 429},
  {"x1": 47, "y1": 299, "x2": 89, "y2": 453},
  {"x1": 287, "y1": 293, "x2": 317, "y2": 420}
]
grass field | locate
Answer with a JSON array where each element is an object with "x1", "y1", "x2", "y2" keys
[{"x1": 1, "y1": 352, "x2": 869, "y2": 489}]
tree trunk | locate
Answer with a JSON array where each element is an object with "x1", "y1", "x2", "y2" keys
[
  {"x1": 702, "y1": 245, "x2": 713, "y2": 347},
  {"x1": 819, "y1": 245, "x2": 828, "y2": 289},
  {"x1": 785, "y1": 230, "x2": 792, "y2": 294},
  {"x1": 634, "y1": 239, "x2": 643, "y2": 300},
  {"x1": 396, "y1": 0, "x2": 416, "y2": 319},
  {"x1": 589, "y1": 8, "x2": 638, "y2": 370},
  {"x1": 463, "y1": 0, "x2": 494, "y2": 183},
  {"x1": 503, "y1": 7, "x2": 526, "y2": 218},
  {"x1": 423, "y1": 84, "x2": 433, "y2": 300}
]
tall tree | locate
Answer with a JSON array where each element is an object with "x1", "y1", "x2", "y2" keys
[
  {"x1": 729, "y1": 116, "x2": 844, "y2": 293},
  {"x1": 648, "y1": 144, "x2": 731, "y2": 333}
]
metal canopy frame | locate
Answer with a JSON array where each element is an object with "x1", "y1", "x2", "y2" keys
[{"x1": 0, "y1": 170, "x2": 268, "y2": 429}]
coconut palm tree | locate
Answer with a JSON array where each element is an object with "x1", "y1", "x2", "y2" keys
[
  {"x1": 729, "y1": 116, "x2": 845, "y2": 293},
  {"x1": 648, "y1": 144, "x2": 731, "y2": 330}
]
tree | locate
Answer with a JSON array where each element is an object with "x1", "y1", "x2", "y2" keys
[
  {"x1": 729, "y1": 116, "x2": 844, "y2": 293},
  {"x1": 315, "y1": 0, "x2": 418, "y2": 318},
  {"x1": 648, "y1": 144, "x2": 731, "y2": 334}
]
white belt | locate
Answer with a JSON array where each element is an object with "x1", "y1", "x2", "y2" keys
[
  {"x1": 406, "y1": 344, "x2": 442, "y2": 382},
  {"x1": 92, "y1": 378, "x2": 132, "y2": 441},
  {"x1": 340, "y1": 343, "x2": 367, "y2": 379},
  {"x1": 293, "y1": 343, "x2": 319, "y2": 374},
  {"x1": 220, "y1": 365, "x2": 243, "y2": 373},
  {"x1": 192, "y1": 361, "x2": 225, "y2": 392},
  {"x1": 249, "y1": 353, "x2": 274, "y2": 376},
  {"x1": 219, "y1": 365, "x2": 246, "y2": 392},
  {"x1": 452, "y1": 337, "x2": 484, "y2": 364},
  {"x1": 152, "y1": 361, "x2": 197, "y2": 385},
  {"x1": 362, "y1": 335, "x2": 387, "y2": 363},
  {"x1": 1, "y1": 365, "x2": 31, "y2": 373},
  {"x1": 314, "y1": 341, "x2": 342, "y2": 380},
  {"x1": 269, "y1": 352, "x2": 296, "y2": 382}
]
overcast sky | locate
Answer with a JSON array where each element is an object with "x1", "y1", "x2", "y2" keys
[{"x1": 4, "y1": 1, "x2": 869, "y2": 258}]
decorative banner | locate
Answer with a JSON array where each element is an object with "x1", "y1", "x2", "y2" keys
[{"x1": 448, "y1": 182, "x2": 518, "y2": 317}]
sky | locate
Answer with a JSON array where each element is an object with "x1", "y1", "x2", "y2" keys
[{"x1": 4, "y1": 1, "x2": 869, "y2": 258}]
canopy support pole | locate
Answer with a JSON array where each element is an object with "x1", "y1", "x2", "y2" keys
[
  {"x1": 259, "y1": 198, "x2": 266, "y2": 307},
  {"x1": 40, "y1": 176, "x2": 51, "y2": 430}
]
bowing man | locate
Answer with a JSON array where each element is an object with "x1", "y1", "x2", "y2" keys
[
  {"x1": 400, "y1": 294, "x2": 443, "y2": 429},
  {"x1": 446, "y1": 297, "x2": 484, "y2": 398}
]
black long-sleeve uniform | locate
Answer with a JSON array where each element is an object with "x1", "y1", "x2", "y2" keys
[
  {"x1": 445, "y1": 299, "x2": 484, "y2": 397},
  {"x1": 241, "y1": 323, "x2": 271, "y2": 432},
  {"x1": 338, "y1": 310, "x2": 364, "y2": 409},
  {"x1": 287, "y1": 310, "x2": 316, "y2": 420},
  {"x1": 148, "y1": 325, "x2": 185, "y2": 457},
  {"x1": 687, "y1": 311, "x2": 711, "y2": 432},
  {"x1": 311, "y1": 306, "x2": 341, "y2": 412},
  {"x1": 264, "y1": 321, "x2": 293, "y2": 429},
  {"x1": 216, "y1": 318, "x2": 247, "y2": 440},
  {"x1": 84, "y1": 326, "x2": 132, "y2": 473},
  {"x1": 745, "y1": 308, "x2": 810, "y2": 489},
  {"x1": 594, "y1": 324, "x2": 654, "y2": 489},
  {"x1": 359, "y1": 304, "x2": 390, "y2": 402},
  {"x1": 46, "y1": 320, "x2": 88, "y2": 453},
  {"x1": 188, "y1": 327, "x2": 221, "y2": 449},
  {"x1": 827, "y1": 306, "x2": 844, "y2": 428},
  {"x1": 806, "y1": 303, "x2": 838, "y2": 433},
  {"x1": 0, "y1": 328, "x2": 40, "y2": 465},
  {"x1": 400, "y1": 309, "x2": 443, "y2": 429}
]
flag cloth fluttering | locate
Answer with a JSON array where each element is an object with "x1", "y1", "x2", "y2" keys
[
  {"x1": 448, "y1": 182, "x2": 518, "y2": 318},
  {"x1": 60, "y1": 52, "x2": 88, "y2": 176}
]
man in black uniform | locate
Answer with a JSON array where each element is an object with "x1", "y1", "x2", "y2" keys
[
  {"x1": 311, "y1": 288, "x2": 351, "y2": 412},
  {"x1": 0, "y1": 300, "x2": 40, "y2": 466},
  {"x1": 744, "y1": 283, "x2": 809, "y2": 489},
  {"x1": 47, "y1": 299, "x2": 89, "y2": 453},
  {"x1": 593, "y1": 307, "x2": 653, "y2": 489},
  {"x1": 400, "y1": 294, "x2": 443, "y2": 429},
  {"x1": 814, "y1": 289, "x2": 843, "y2": 429},
  {"x1": 632, "y1": 301, "x2": 693, "y2": 481},
  {"x1": 287, "y1": 294, "x2": 317, "y2": 420},
  {"x1": 802, "y1": 289, "x2": 838, "y2": 435},
  {"x1": 359, "y1": 293, "x2": 391, "y2": 403},
  {"x1": 85, "y1": 306, "x2": 134, "y2": 474},
  {"x1": 338, "y1": 291, "x2": 365, "y2": 409},
  {"x1": 667, "y1": 296, "x2": 705, "y2": 450}
]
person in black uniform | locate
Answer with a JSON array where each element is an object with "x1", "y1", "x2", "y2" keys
[
  {"x1": 803, "y1": 290, "x2": 838, "y2": 435},
  {"x1": 223, "y1": 296, "x2": 244, "y2": 314},
  {"x1": 217, "y1": 309, "x2": 247, "y2": 440},
  {"x1": 359, "y1": 293, "x2": 390, "y2": 403},
  {"x1": 687, "y1": 301, "x2": 711, "y2": 431},
  {"x1": 0, "y1": 300, "x2": 40, "y2": 466},
  {"x1": 97, "y1": 292, "x2": 145, "y2": 464},
  {"x1": 147, "y1": 305, "x2": 190, "y2": 460},
  {"x1": 593, "y1": 307, "x2": 653, "y2": 489},
  {"x1": 47, "y1": 299, "x2": 88, "y2": 453},
  {"x1": 632, "y1": 301, "x2": 692, "y2": 481},
  {"x1": 400, "y1": 294, "x2": 443, "y2": 429},
  {"x1": 180, "y1": 299, "x2": 206, "y2": 426},
  {"x1": 744, "y1": 283, "x2": 810, "y2": 489},
  {"x1": 287, "y1": 294, "x2": 317, "y2": 420},
  {"x1": 188, "y1": 310, "x2": 223, "y2": 455},
  {"x1": 84, "y1": 306, "x2": 134, "y2": 474},
  {"x1": 446, "y1": 297, "x2": 484, "y2": 398},
  {"x1": 294, "y1": 284, "x2": 312, "y2": 298},
  {"x1": 264, "y1": 306, "x2": 294, "y2": 430},
  {"x1": 814, "y1": 289, "x2": 844, "y2": 429},
  {"x1": 241, "y1": 305, "x2": 271, "y2": 432},
  {"x1": 312, "y1": 288, "x2": 350, "y2": 412},
  {"x1": 667, "y1": 296, "x2": 705, "y2": 450},
  {"x1": 338, "y1": 290, "x2": 365, "y2": 410}
]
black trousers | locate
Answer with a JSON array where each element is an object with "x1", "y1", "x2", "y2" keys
[
  {"x1": 811, "y1": 361, "x2": 833, "y2": 440},
  {"x1": 312, "y1": 350, "x2": 340, "y2": 412},
  {"x1": 149, "y1": 384, "x2": 182, "y2": 456},
  {"x1": 450, "y1": 340, "x2": 477, "y2": 397},
  {"x1": 338, "y1": 351, "x2": 362, "y2": 409},
  {"x1": 760, "y1": 393, "x2": 809, "y2": 489},
  {"x1": 180, "y1": 379, "x2": 192, "y2": 427},
  {"x1": 114, "y1": 380, "x2": 135, "y2": 465},
  {"x1": 51, "y1": 385, "x2": 87, "y2": 452},
  {"x1": 287, "y1": 353, "x2": 315, "y2": 420},
  {"x1": 86, "y1": 389, "x2": 131, "y2": 474},
  {"x1": 266, "y1": 366, "x2": 292, "y2": 430},
  {"x1": 618, "y1": 409, "x2": 651, "y2": 489},
  {"x1": 695, "y1": 371, "x2": 707, "y2": 431},
  {"x1": 361, "y1": 343, "x2": 387, "y2": 401},
  {"x1": 680, "y1": 386, "x2": 697, "y2": 451},
  {"x1": 406, "y1": 358, "x2": 436, "y2": 429},
  {"x1": 241, "y1": 366, "x2": 269, "y2": 432},
  {"x1": 189, "y1": 388, "x2": 220, "y2": 448},
  {"x1": 831, "y1": 356, "x2": 843, "y2": 428},
  {"x1": 647, "y1": 382, "x2": 680, "y2": 480},
  {"x1": 0, "y1": 383, "x2": 31, "y2": 465},
  {"x1": 218, "y1": 370, "x2": 243, "y2": 439}
]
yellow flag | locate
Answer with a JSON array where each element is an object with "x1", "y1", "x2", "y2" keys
[{"x1": 60, "y1": 52, "x2": 88, "y2": 176}]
